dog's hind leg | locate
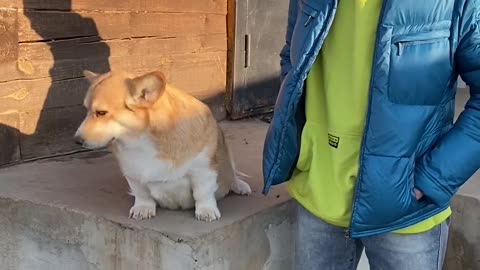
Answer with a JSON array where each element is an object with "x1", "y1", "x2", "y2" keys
[
  {"x1": 231, "y1": 177, "x2": 252, "y2": 195},
  {"x1": 191, "y1": 167, "x2": 221, "y2": 222}
]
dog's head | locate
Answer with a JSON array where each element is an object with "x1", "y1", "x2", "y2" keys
[{"x1": 74, "y1": 70, "x2": 166, "y2": 149}]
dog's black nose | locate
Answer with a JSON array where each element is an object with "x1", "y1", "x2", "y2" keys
[{"x1": 74, "y1": 136, "x2": 84, "y2": 145}]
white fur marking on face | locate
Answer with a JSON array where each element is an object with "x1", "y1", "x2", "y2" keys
[
  {"x1": 81, "y1": 121, "x2": 126, "y2": 149},
  {"x1": 74, "y1": 119, "x2": 86, "y2": 139},
  {"x1": 106, "y1": 120, "x2": 128, "y2": 137}
]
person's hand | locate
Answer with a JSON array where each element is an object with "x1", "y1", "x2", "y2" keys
[{"x1": 413, "y1": 188, "x2": 423, "y2": 200}]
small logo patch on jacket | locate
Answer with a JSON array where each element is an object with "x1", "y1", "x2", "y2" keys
[{"x1": 328, "y1": 133, "x2": 339, "y2": 148}]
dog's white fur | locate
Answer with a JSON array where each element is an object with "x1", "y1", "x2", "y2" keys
[{"x1": 75, "y1": 70, "x2": 251, "y2": 221}]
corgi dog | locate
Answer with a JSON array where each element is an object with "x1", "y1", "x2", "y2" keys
[{"x1": 74, "y1": 70, "x2": 251, "y2": 221}]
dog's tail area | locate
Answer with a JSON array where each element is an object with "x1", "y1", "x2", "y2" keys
[
  {"x1": 223, "y1": 132, "x2": 252, "y2": 196},
  {"x1": 236, "y1": 170, "x2": 251, "y2": 179},
  {"x1": 231, "y1": 170, "x2": 252, "y2": 195},
  {"x1": 231, "y1": 179, "x2": 252, "y2": 195}
]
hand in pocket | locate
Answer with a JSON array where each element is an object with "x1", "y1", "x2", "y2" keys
[{"x1": 413, "y1": 188, "x2": 424, "y2": 200}]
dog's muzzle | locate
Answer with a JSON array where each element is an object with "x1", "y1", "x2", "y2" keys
[{"x1": 74, "y1": 135, "x2": 84, "y2": 146}]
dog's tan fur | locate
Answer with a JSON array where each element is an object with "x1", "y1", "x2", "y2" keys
[{"x1": 75, "y1": 69, "x2": 251, "y2": 221}]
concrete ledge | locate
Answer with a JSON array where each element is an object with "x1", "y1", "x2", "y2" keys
[
  {"x1": 444, "y1": 178, "x2": 480, "y2": 270},
  {"x1": 0, "y1": 119, "x2": 294, "y2": 270}
]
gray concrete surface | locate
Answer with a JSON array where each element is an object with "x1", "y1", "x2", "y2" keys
[{"x1": 0, "y1": 120, "x2": 294, "y2": 270}]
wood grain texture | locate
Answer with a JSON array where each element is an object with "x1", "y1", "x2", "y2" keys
[
  {"x1": 6, "y1": 0, "x2": 226, "y2": 14},
  {"x1": 0, "y1": 9, "x2": 18, "y2": 62},
  {"x1": 19, "y1": 34, "x2": 226, "y2": 61},
  {"x1": 19, "y1": 106, "x2": 86, "y2": 160},
  {"x1": 0, "y1": 113, "x2": 21, "y2": 165},
  {"x1": 0, "y1": 1, "x2": 15, "y2": 8},
  {"x1": 0, "y1": 34, "x2": 226, "y2": 83},
  {"x1": 226, "y1": 0, "x2": 236, "y2": 113},
  {"x1": 0, "y1": 0, "x2": 228, "y2": 163},
  {"x1": 0, "y1": 51, "x2": 227, "y2": 113},
  {"x1": 18, "y1": 10, "x2": 225, "y2": 42}
]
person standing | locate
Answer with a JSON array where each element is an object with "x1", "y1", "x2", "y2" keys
[{"x1": 262, "y1": 0, "x2": 480, "y2": 269}]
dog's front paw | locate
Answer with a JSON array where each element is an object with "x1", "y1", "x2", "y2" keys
[
  {"x1": 129, "y1": 204, "x2": 156, "y2": 220},
  {"x1": 195, "y1": 205, "x2": 221, "y2": 222}
]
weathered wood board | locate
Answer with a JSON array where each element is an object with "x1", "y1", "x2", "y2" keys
[
  {"x1": 0, "y1": 51, "x2": 227, "y2": 114},
  {"x1": 1, "y1": 34, "x2": 226, "y2": 82},
  {"x1": 0, "y1": 9, "x2": 18, "y2": 63},
  {"x1": 0, "y1": 113, "x2": 21, "y2": 165},
  {"x1": 0, "y1": 0, "x2": 228, "y2": 165},
  {"x1": 3, "y1": 0, "x2": 227, "y2": 14},
  {"x1": 18, "y1": 11, "x2": 225, "y2": 42},
  {"x1": 19, "y1": 106, "x2": 87, "y2": 160}
]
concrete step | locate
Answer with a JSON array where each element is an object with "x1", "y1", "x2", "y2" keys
[{"x1": 0, "y1": 119, "x2": 294, "y2": 270}]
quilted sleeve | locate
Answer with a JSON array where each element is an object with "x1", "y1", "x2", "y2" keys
[
  {"x1": 279, "y1": 0, "x2": 298, "y2": 82},
  {"x1": 414, "y1": 1, "x2": 480, "y2": 206}
]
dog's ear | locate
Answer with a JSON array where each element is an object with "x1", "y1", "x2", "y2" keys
[
  {"x1": 83, "y1": 70, "x2": 100, "y2": 83},
  {"x1": 126, "y1": 71, "x2": 166, "y2": 108}
]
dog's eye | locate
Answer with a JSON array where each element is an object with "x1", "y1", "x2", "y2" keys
[{"x1": 96, "y1": 110, "x2": 108, "y2": 117}]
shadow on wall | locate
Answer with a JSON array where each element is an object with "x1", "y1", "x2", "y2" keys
[
  {"x1": 228, "y1": 76, "x2": 281, "y2": 119},
  {"x1": 0, "y1": 0, "x2": 110, "y2": 166}
]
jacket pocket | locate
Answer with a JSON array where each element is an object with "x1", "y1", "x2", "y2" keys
[
  {"x1": 300, "y1": 2, "x2": 318, "y2": 27},
  {"x1": 354, "y1": 154, "x2": 427, "y2": 225},
  {"x1": 388, "y1": 28, "x2": 453, "y2": 105},
  {"x1": 290, "y1": 0, "x2": 322, "y2": 65},
  {"x1": 392, "y1": 30, "x2": 450, "y2": 56},
  {"x1": 414, "y1": 158, "x2": 454, "y2": 207}
]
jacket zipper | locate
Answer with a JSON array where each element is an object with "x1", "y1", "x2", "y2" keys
[
  {"x1": 346, "y1": 0, "x2": 388, "y2": 240},
  {"x1": 304, "y1": 15, "x2": 313, "y2": 26},
  {"x1": 395, "y1": 37, "x2": 447, "y2": 56}
]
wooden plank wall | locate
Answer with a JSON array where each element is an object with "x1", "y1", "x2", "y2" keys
[{"x1": 0, "y1": 0, "x2": 228, "y2": 165}]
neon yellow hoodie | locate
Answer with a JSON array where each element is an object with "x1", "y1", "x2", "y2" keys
[{"x1": 287, "y1": 0, "x2": 451, "y2": 234}]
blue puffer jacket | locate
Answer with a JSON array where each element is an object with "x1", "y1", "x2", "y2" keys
[{"x1": 263, "y1": 0, "x2": 480, "y2": 238}]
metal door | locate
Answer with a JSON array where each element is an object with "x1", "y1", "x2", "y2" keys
[{"x1": 227, "y1": 0, "x2": 289, "y2": 119}]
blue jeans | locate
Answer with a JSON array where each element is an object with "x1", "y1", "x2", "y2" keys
[{"x1": 294, "y1": 202, "x2": 449, "y2": 270}]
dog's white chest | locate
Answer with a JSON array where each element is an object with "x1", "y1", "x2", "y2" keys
[{"x1": 114, "y1": 136, "x2": 172, "y2": 183}]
